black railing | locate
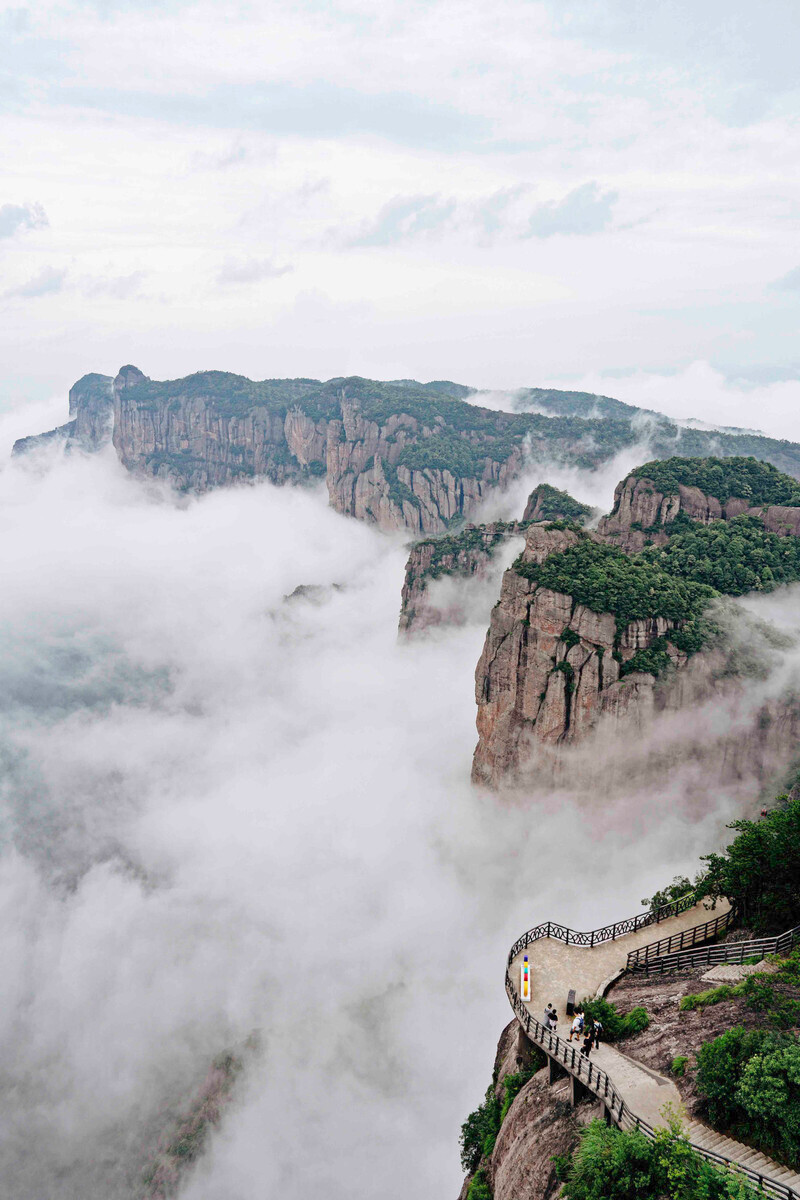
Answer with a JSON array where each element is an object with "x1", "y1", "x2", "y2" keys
[
  {"x1": 505, "y1": 967, "x2": 798, "y2": 1199},
  {"x1": 628, "y1": 921, "x2": 800, "y2": 975},
  {"x1": 507, "y1": 888, "x2": 701, "y2": 966},
  {"x1": 626, "y1": 908, "x2": 735, "y2": 970}
]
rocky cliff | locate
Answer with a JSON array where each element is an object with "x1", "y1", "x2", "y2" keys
[
  {"x1": 399, "y1": 521, "x2": 527, "y2": 635},
  {"x1": 15, "y1": 369, "x2": 800, "y2": 535},
  {"x1": 471, "y1": 525, "x2": 696, "y2": 784},
  {"x1": 472, "y1": 459, "x2": 800, "y2": 788},
  {"x1": 599, "y1": 462, "x2": 800, "y2": 552},
  {"x1": 399, "y1": 486, "x2": 594, "y2": 635}
]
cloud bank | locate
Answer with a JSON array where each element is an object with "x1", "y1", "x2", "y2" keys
[{"x1": 0, "y1": 436, "x2": 791, "y2": 1197}]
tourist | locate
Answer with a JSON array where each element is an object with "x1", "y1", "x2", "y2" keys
[
  {"x1": 593, "y1": 1017, "x2": 604, "y2": 1046},
  {"x1": 580, "y1": 1024, "x2": 594, "y2": 1058},
  {"x1": 543, "y1": 1002, "x2": 553, "y2": 1028},
  {"x1": 548, "y1": 1009, "x2": 558, "y2": 1032},
  {"x1": 568, "y1": 1011, "x2": 583, "y2": 1042}
]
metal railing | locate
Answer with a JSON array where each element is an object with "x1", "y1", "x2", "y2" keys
[
  {"x1": 505, "y1": 966, "x2": 798, "y2": 1199},
  {"x1": 626, "y1": 907, "x2": 735, "y2": 970},
  {"x1": 627, "y1": 920, "x2": 800, "y2": 975},
  {"x1": 507, "y1": 888, "x2": 701, "y2": 965}
]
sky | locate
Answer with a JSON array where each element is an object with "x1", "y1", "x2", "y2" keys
[{"x1": 1, "y1": 0, "x2": 800, "y2": 427}]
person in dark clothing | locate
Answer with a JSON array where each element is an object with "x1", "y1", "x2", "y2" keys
[
  {"x1": 548, "y1": 1009, "x2": 558, "y2": 1032},
  {"x1": 593, "y1": 1018, "x2": 603, "y2": 1047},
  {"x1": 543, "y1": 1003, "x2": 554, "y2": 1028},
  {"x1": 580, "y1": 1025, "x2": 594, "y2": 1057}
]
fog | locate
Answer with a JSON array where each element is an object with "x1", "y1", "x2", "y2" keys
[{"x1": 0, "y1": 443, "x2": 780, "y2": 1199}]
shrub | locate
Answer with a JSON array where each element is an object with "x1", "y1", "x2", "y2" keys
[
  {"x1": 460, "y1": 1086, "x2": 501, "y2": 1173},
  {"x1": 560, "y1": 1116, "x2": 770, "y2": 1200},
  {"x1": 641, "y1": 875, "x2": 694, "y2": 913},
  {"x1": 466, "y1": 1168, "x2": 492, "y2": 1200},
  {"x1": 696, "y1": 1026, "x2": 800, "y2": 1167},
  {"x1": 672, "y1": 1056, "x2": 690, "y2": 1077},
  {"x1": 580, "y1": 996, "x2": 650, "y2": 1040}
]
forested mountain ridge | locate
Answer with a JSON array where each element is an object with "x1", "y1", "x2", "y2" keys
[
  {"x1": 473, "y1": 455, "x2": 800, "y2": 788},
  {"x1": 14, "y1": 366, "x2": 800, "y2": 534}
]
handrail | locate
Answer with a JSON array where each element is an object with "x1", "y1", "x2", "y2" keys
[
  {"x1": 507, "y1": 888, "x2": 700, "y2": 965},
  {"x1": 628, "y1": 920, "x2": 800, "y2": 975},
  {"x1": 626, "y1": 908, "x2": 735, "y2": 969},
  {"x1": 505, "y1": 894, "x2": 799, "y2": 1200},
  {"x1": 505, "y1": 967, "x2": 798, "y2": 1199}
]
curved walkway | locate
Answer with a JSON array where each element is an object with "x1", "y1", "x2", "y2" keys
[{"x1": 506, "y1": 896, "x2": 800, "y2": 1199}]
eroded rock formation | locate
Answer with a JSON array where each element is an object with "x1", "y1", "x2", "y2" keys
[
  {"x1": 399, "y1": 485, "x2": 594, "y2": 635},
  {"x1": 472, "y1": 500, "x2": 800, "y2": 788},
  {"x1": 599, "y1": 471, "x2": 800, "y2": 552}
]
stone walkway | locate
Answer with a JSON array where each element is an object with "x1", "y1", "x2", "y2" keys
[{"x1": 508, "y1": 897, "x2": 800, "y2": 1195}]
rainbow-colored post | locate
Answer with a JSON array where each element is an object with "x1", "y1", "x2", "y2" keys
[{"x1": 521, "y1": 955, "x2": 531, "y2": 1002}]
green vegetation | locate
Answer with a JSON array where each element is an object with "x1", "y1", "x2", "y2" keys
[
  {"x1": 618, "y1": 639, "x2": 674, "y2": 679},
  {"x1": 527, "y1": 483, "x2": 595, "y2": 524},
  {"x1": 641, "y1": 515, "x2": 800, "y2": 595},
  {"x1": 671, "y1": 1055, "x2": 690, "y2": 1077},
  {"x1": 558, "y1": 1116, "x2": 769, "y2": 1200},
  {"x1": 460, "y1": 1056, "x2": 545, "y2": 1175},
  {"x1": 696, "y1": 1027, "x2": 800, "y2": 1168},
  {"x1": 641, "y1": 875, "x2": 694, "y2": 914},
  {"x1": 413, "y1": 521, "x2": 524, "y2": 582},
  {"x1": 680, "y1": 949, "x2": 800, "y2": 1028},
  {"x1": 579, "y1": 996, "x2": 650, "y2": 1041},
  {"x1": 632, "y1": 456, "x2": 800, "y2": 508},
  {"x1": 700, "y1": 795, "x2": 800, "y2": 933},
  {"x1": 465, "y1": 1168, "x2": 492, "y2": 1199},
  {"x1": 513, "y1": 537, "x2": 717, "y2": 635}
]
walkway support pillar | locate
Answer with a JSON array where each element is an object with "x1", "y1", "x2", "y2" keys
[
  {"x1": 570, "y1": 1074, "x2": 589, "y2": 1107},
  {"x1": 548, "y1": 1056, "x2": 567, "y2": 1086}
]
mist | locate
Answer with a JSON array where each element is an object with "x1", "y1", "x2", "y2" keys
[{"x1": 0, "y1": 443, "x2": 778, "y2": 1199}]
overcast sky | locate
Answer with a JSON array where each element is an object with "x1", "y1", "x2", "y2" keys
[{"x1": 2, "y1": 0, "x2": 799, "y2": 428}]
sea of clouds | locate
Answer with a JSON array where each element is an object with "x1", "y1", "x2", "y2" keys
[{"x1": 0, "y1": 430, "x2": 792, "y2": 1199}]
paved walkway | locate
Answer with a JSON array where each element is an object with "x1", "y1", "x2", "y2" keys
[
  {"x1": 508, "y1": 897, "x2": 800, "y2": 1195},
  {"x1": 510, "y1": 899, "x2": 729, "y2": 1046}
]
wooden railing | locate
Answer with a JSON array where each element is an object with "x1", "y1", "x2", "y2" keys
[
  {"x1": 505, "y1": 964, "x2": 797, "y2": 1199},
  {"x1": 507, "y1": 889, "x2": 700, "y2": 964},
  {"x1": 627, "y1": 920, "x2": 800, "y2": 975}
]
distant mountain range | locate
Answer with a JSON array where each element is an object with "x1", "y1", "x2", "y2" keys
[{"x1": 14, "y1": 365, "x2": 800, "y2": 534}]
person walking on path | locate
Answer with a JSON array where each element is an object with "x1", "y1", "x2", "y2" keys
[
  {"x1": 548, "y1": 1009, "x2": 558, "y2": 1032},
  {"x1": 580, "y1": 1024, "x2": 594, "y2": 1058},
  {"x1": 568, "y1": 1010, "x2": 583, "y2": 1042},
  {"x1": 593, "y1": 1018, "x2": 603, "y2": 1047},
  {"x1": 543, "y1": 1003, "x2": 553, "y2": 1029}
]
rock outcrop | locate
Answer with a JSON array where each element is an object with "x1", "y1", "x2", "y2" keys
[
  {"x1": 599, "y1": 471, "x2": 800, "y2": 552},
  {"x1": 471, "y1": 519, "x2": 800, "y2": 788},
  {"x1": 399, "y1": 521, "x2": 526, "y2": 634},
  {"x1": 399, "y1": 485, "x2": 594, "y2": 635},
  {"x1": 17, "y1": 368, "x2": 800, "y2": 536}
]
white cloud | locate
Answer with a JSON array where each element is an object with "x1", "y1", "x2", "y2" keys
[
  {"x1": 216, "y1": 257, "x2": 294, "y2": 284},
  {"x1": 523, "y1": 181, "x2": 619, "y2": 239},
  {"x1": 4, "y1": 265, "x2": 66, "y2": 298},
  {"x1": 0, "y1": 201, "x2": 48, "y2": 239},
  {"x1": 0, "y1": 446, "x2": 764, "y2": 1198},
  {"x1": 543, "y1": 360, "x2": 800, "y2": 442}
]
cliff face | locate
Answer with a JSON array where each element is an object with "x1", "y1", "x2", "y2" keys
[
  {"x1": 599, "y1": 472, "x2": 800, "y2": 551},
  {"x1": 107, "y1": 368, "x2": 526, "y2": 534},
  {"x1": 399, "y1": 522, "x2": 526, "y2": 635},
  {"x1": 471, "y1": 525, "x2": 694, "y2": 784},
  {"x1": 471, "y1": 517, "x2": 800, "y2": 789},
  {"x1": 399, "y1": 486, "x2": 595, "y2": 635}
]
